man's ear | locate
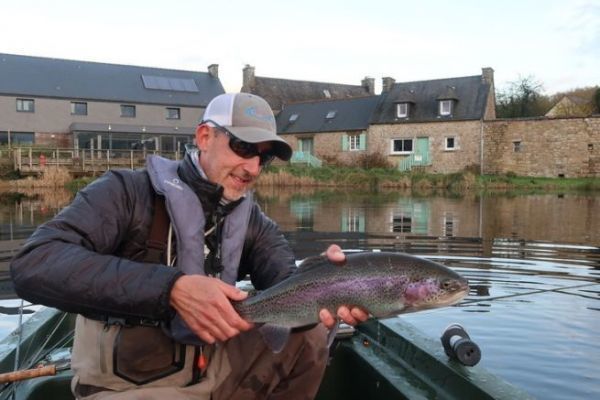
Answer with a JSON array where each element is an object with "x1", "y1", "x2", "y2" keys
[{"x1": 195, "y1": 124, "x2": 211, "y2": 151}]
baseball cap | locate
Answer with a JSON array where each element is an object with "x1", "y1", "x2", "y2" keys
[{"x1": 201, "y1": 93, "x2": 292, "y2": 161}]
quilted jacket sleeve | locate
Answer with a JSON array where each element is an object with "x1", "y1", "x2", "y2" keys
[
  {"x1": 10, "y1": 170, "x2": 182, "y2": 321},
  {"x1": 239, "y1": 203, "x2": 297, "y2": 290}
]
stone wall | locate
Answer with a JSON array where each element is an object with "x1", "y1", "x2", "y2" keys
[
  {"x1": 368, "y1": 120, "x2": 483, "y2": 173},
  {"x1": 483, "y1": 116, "x2": 600, "y2": 177},
  {"x1": 281, "y1": 130, "x2": 368, "y2": 165}
]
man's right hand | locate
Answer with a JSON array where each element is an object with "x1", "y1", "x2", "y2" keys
[{"x1": 169, "y1": 275, "x2": 254, "y2": 344}]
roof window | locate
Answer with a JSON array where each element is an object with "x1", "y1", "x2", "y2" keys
[
  {"x1": 289, "y1": 113, "x2": 299, "y2": 123},
  {"x1": 325, "y1": 110, "x2": 337, "y2": 119},
  {"x1": 323, "y1": 89, "x2": 331, "y2": 98}
]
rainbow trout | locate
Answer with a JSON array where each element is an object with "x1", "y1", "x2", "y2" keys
[{"x1": 233, "y1": 251, "x2": 468, "y2": 352}]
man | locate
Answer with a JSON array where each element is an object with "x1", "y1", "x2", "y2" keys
[{"x1": 11, "y1": 93, "x2": 367, "y2": 399}]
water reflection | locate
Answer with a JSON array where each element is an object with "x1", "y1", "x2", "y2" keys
[
  {"x1": 0, "y1": 186, "x2": 599, "y2": 399},
  {"x1": 256, "y1": 187, "x2": 600, "y2": 266}
]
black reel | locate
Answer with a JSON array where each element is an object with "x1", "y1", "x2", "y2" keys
[{"x1": 441, "y1": 323, "x2": 482, "y2": 367}]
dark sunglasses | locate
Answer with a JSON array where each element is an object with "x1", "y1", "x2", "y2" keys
[{"x1": 202, "y1": 119, "x2": 275, "y2": 167}]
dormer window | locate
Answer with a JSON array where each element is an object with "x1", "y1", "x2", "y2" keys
[
  {"x1": 439, "y1": 100, "x2": 452, "y2": 116},
  {"x1": 289, "y1": 113, "x2": 299, "y2": 123},
  {"x1": 325, "y1": 110, "x2": 337, "y2": 119},
  {"x1": 396, "y1": 103, "x2": 409, "y2": 118}
]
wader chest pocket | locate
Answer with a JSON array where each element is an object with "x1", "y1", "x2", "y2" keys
[{"x1": 113, "y1": 325, "x2": 186, "y2": 385}]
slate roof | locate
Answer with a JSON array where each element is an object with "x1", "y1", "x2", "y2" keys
[
  {"x1": 277, "y1": 96, "x2": 380, "y2": 134},
  {"x1": 0, "y1": 53, "x2": 224, "y2": 107},
  {"x1": 245, "y1": 76, "x2": 372, "y2": 112},
  {"x1": 371, "y1": 75, "x2": 491, "y2": 123}
]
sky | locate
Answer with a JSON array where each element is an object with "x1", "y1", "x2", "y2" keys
[{"x1": 1, "y1": 0, "x2": 599, "y2": 95}]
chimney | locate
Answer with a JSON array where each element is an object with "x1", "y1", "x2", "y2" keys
[
  {"x1": 361, "y1": 76, "x2": 375, "y2": 95},
  {"x1": 382, "y1": 77, "x2": 396, "y2": 93},
  {"x1": 243, "y1": 64, "x2": 256, "y2": 89},
  {"x1": 207, "y1": 64, "x2": 219, "y2": 78},
  {"x1": 481, "y1": 67, "x2": 494, "y2": 85}
]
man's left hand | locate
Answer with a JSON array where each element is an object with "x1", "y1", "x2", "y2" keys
[{"x1": 318, "y1": 244, "x2": 369, "y2": 329}]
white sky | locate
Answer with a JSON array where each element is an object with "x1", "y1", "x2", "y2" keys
[{"x1": 2, "y1": 0, "x2": 599, "y2": 95}]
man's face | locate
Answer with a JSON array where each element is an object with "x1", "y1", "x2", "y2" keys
[{"x1": 196, "y1": 124, "x2": 273, "y2": 201}]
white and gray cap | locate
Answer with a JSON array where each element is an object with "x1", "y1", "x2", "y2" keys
[{"x1": 201, "y1": 93, "x2": 292, "y2": 161}]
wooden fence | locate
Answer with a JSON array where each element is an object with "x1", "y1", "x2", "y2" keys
[{"x1": 0, "y1": 147, "x2": 183, "y2": 176}]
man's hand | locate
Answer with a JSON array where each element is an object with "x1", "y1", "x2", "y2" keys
[
  {"x1": 169, "y1": 275, "x2": 253, "y2": 344},
  {"x1": 318, "y1": 245, "x2": 369, "y2": 329}
]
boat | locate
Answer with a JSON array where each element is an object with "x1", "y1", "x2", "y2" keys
[{"x1": 0, "y1": 307, "x2": 533, "y2": 399}]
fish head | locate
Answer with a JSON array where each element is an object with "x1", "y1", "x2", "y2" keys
[{"x1": 401, "y1": 262, "x2": 469, "y2": 312}]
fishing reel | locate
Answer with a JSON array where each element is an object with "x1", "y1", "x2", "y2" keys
[{"x1": 441, "y1": 323, "x2": 481, "y2": 366}]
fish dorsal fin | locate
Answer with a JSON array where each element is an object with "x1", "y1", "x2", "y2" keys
[{"x1": 297, "y1": 255, "x2": 329, "y2": 273}]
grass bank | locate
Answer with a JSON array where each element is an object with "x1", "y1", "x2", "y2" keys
[
  {"x1": 1, "y1": 166, "x2": 599, "y2": 193},
  {"x1": 258, "y1": 166, "x2": 600, "y2": 192}
]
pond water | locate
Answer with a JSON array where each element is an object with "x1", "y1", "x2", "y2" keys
[{"x1": 1, "y1": 186, "x2": 599, "y2": 399}]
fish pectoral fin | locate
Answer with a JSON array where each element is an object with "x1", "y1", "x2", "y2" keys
[
  {"x1": 259, "y1": 324, "x2": 291, "y2": 354},
  {"x1": 326, "y1": 323, "x2": 339, "y2": 348}
]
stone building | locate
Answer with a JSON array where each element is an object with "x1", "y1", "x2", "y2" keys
[
  {"x1": 369, "y1": 68, "x2": 496, "y2": 173},
  {"x1": 0, "y1": 53, "x2": 224, "y2": 154},
  {"x1": 276, "y1": 96, "x2": 380, "y2": 166},
  {"x1": 241, "y1": 65, "x2": 375, "y2": 114},
  {"x1": 276, "y1": 68, "x2": 497, "y2": 173},
  {"x1": 483, "y1": 116, "x2": 600, "y2": 177}
]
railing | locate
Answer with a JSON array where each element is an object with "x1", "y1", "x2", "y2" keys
[
  {"x1": 1, "y1": 147, "x2": 184, "y2": 175},
  {"x1": 290, "y1": 151, "x2": 322, "y2": 168},
  {"x1": 398, "y1": 153, "x2": 431, "y2": 172}
]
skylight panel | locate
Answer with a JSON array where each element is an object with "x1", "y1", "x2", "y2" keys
[
  {"x1": 142, "y1": 75, "x2": 199, "y2": 92},
  {"x1": 289, "y1": 113, "x2": 299, "y2": 123},
  {"x1": 325, "y1": 110, "x2": 337, "y2": 119}
]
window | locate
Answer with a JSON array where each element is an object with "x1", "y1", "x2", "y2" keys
[
  {"x1": 323, "y1": 89, "x2": 331, "y2": 98},
  {"x1": 121, "y1": 105, "x2": 136, "y2": 118},
  {"x1": 16, "y1": 98, "x2": 34, "y2": 113},
  {"x1": 392, "y1": 215, "x2": 412, "y2": 233},
  {"x1": 513, "y1": 141, "x2": 522, "y2": 153},
  {"x1": 439, "y1": 100, "x2": 452, "y2": 116},
  {"x1": 396, "y1": 103, "x2": 409, "y2": 118},
  {"x1": 445, "y1": 136, "x2": 457, "y2": 150},
  {"x1": 0, "y1": 131, "x2": 34, "y2": 145},
  {"x1": 289, "y1": 113, "x2": 299, "y2": 123},
  {"x1": 166, "y1": 107, "x2": 180, "y2": 120},
  {"x1": 71, "y1": 102, "x2": 88, "y2": 115},
  {"x1": 391, "y1": 138, "x2": 413, "y2": 154},
  {"x1": 348, "y1": 134, "x2": 361, "y2": 151},
  {"x1": 325, "y1": 110, "x2": 336, "y2": 119}
]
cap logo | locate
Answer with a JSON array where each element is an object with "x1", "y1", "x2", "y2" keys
[{"x1": 244, "y1": 106, "x2": 274, "y2": 122}]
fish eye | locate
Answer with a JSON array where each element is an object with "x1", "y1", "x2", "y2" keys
[{"x1": 441, "y1": 280, "x2": 454, "y2": 290}]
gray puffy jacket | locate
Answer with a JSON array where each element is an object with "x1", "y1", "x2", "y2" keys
[{"x1": 10, "y1": 154, "x2": 296, "y2": 322}]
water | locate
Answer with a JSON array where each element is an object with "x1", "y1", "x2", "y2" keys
[{"x1": 1, "y1": 186, "x2": 599, "y2": 399}]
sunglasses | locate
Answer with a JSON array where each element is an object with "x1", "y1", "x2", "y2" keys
[{"x1": 202, "y1": 119, "x2": 275, "y2": 167}]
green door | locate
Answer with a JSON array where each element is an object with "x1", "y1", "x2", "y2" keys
[{"x1": 414, "y1": 137, "x2": 430, "y2": 165}]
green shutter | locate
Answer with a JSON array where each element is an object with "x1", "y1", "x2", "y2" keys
[
  {"x1": 359, "y1": 132, "x2": 367, "y2": 150},
  {"x1": 342, "y1": 135, "x2": 349, "y2": 151}
]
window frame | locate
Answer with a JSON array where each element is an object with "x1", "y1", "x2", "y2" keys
[
  {"x1": 396, "y1": 102, "x2": 409, "y2": 118},
  {"x1": 166, "y1": 107, "x2": 181, "y2": 120},
  {"x1": 120, "y1": 104, "x2": 136, "y2": 118},
  {"x1": 513, "y1": 140, "x2": 522, "y2": 153},
  {"x1": 348, "y1": 134, "x2": 361, "y2": 151},
  {"x1": 16, "y1": 98, "x2": 35, "y2": 113},
  {"x1": 390, "y1": 138, "x2": 414, "y2": 154},
  {"x1": 439, "y1": 100, "x2": 452, "y2": 116},
  {"x1": 445, "y1": 136, "x2": 457, "y2": 151},
  {"x1": 70, "y1": 101, "x2": 88, "y2": 116}
]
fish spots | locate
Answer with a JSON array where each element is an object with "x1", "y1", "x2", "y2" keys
[{"x1": 404, "y1": 279, "x2": 440, "y2": 304}]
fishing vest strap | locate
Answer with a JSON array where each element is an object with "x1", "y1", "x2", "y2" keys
[{"x1": 145, "y1": 194, "x2": 169, "y2": 264}]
